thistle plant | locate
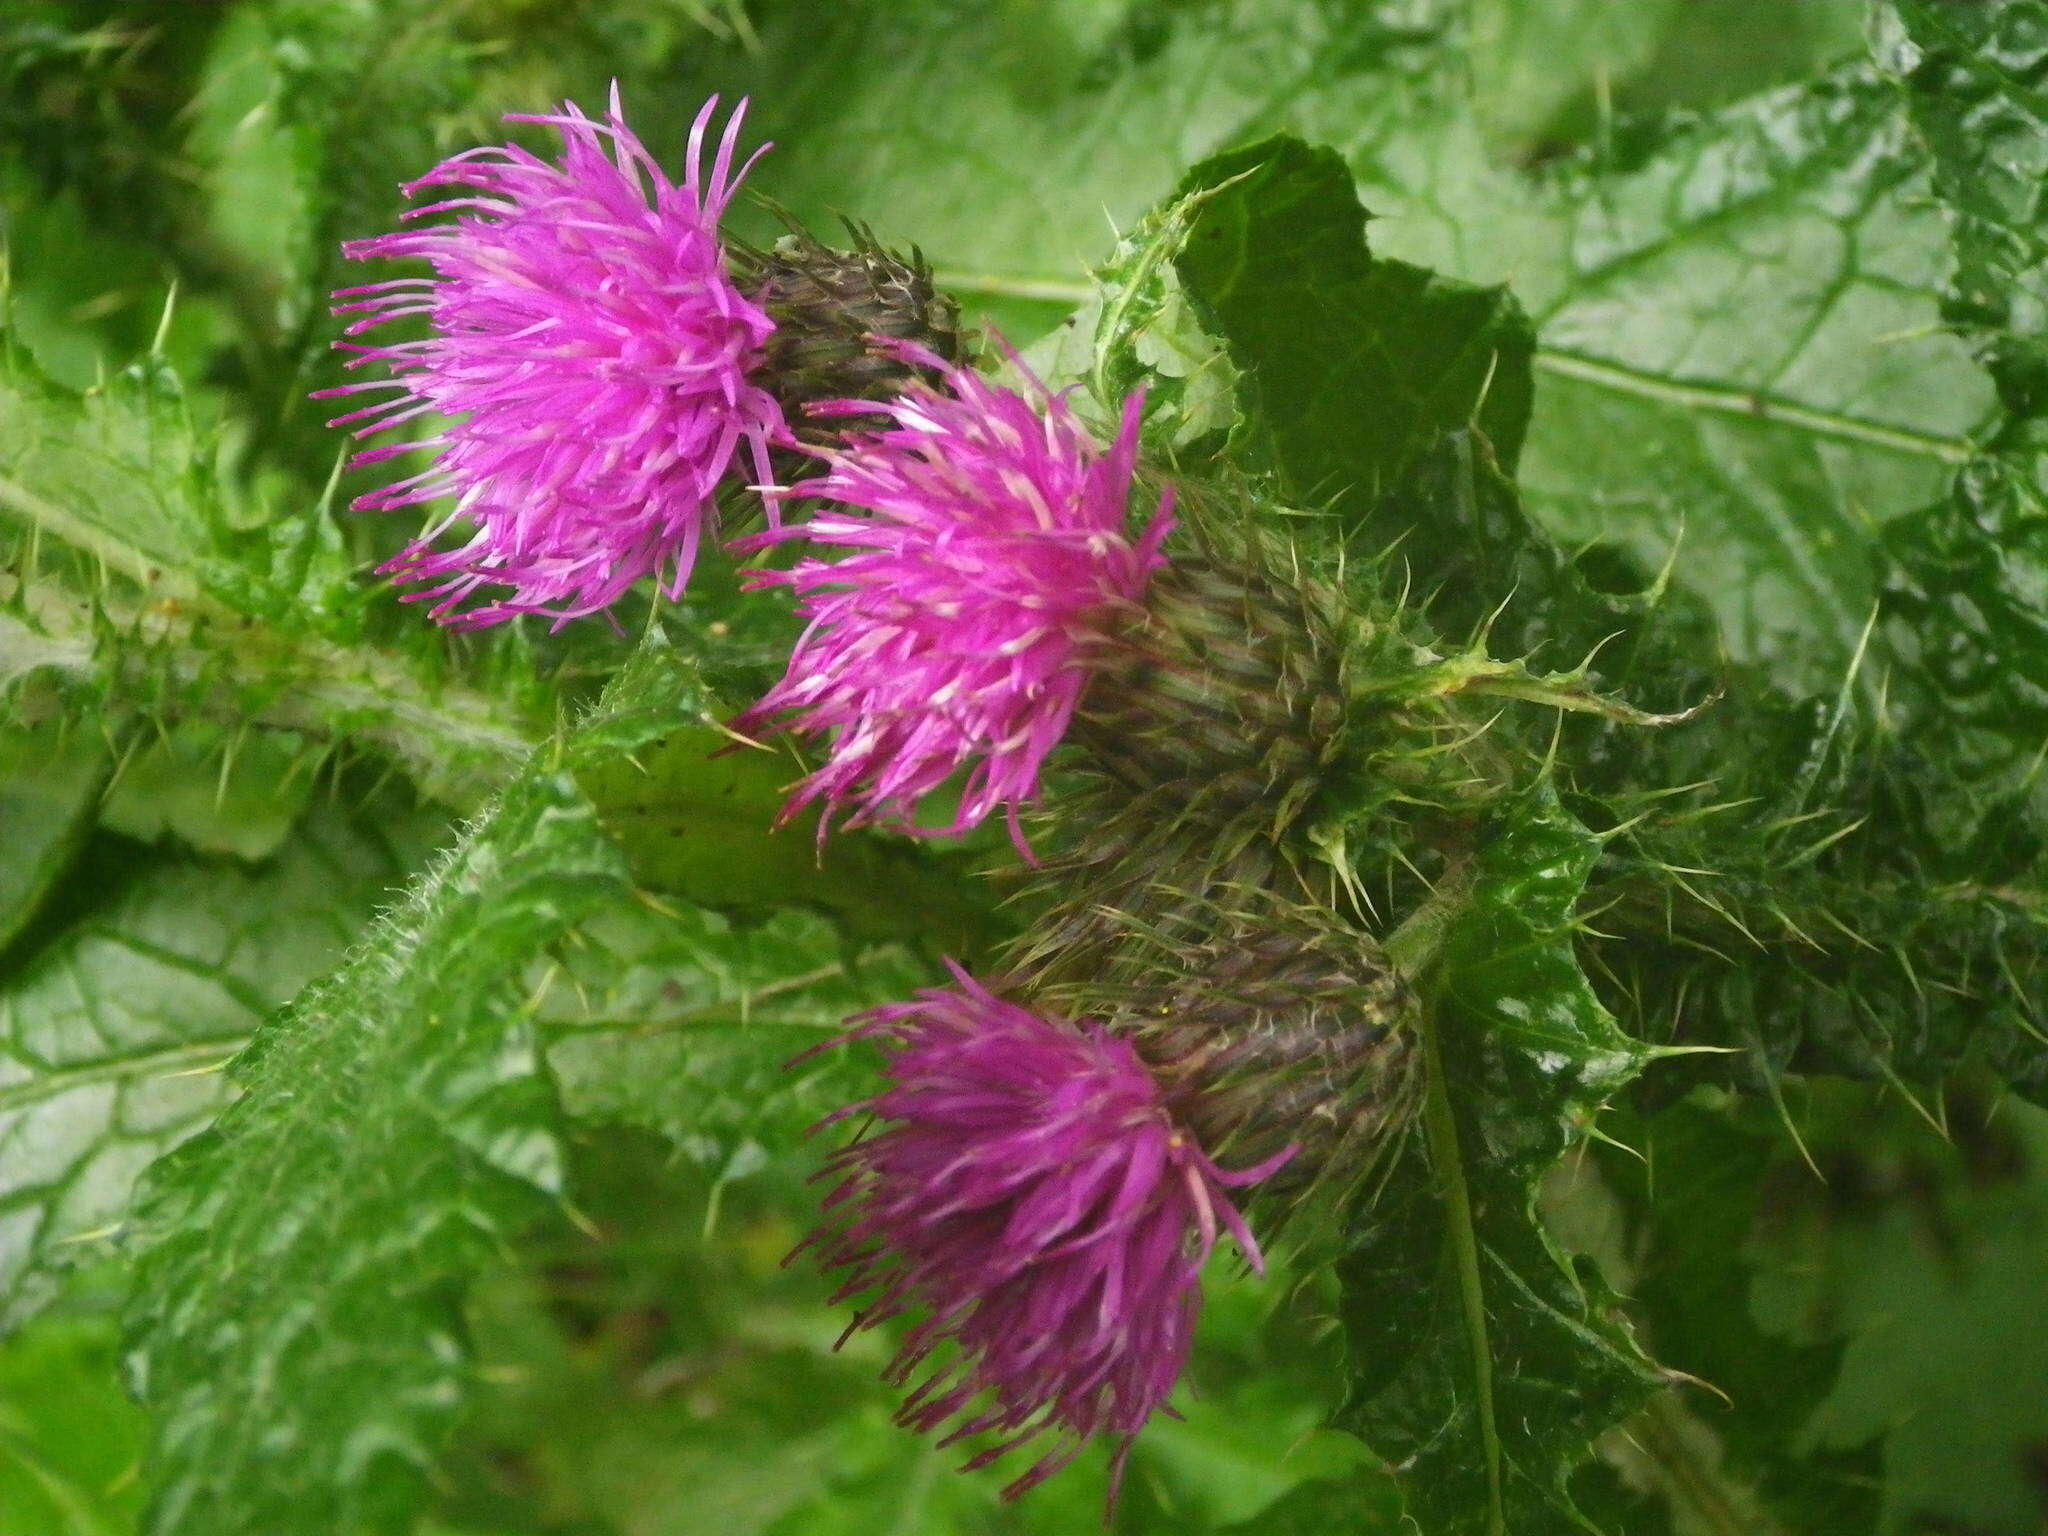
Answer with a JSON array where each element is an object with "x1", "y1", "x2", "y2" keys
[
  {"x1": 10, "y1": 13, "x2": 2047, "y2": 1536},
  {"x1": 1012, "y1": 489, "x2": 1362, "y2": 984}
]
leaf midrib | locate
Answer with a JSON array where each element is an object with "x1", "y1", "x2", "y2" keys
[
  {"x1": 1418, "y1": 994, "x2": 1507, "y2": 1536},
  {"x1": 935, "y1": 271, "x2": 1979, "y2": 465},
  {"x1": 0, "y1": 1038, "x2": 239, "y2": 1115}
]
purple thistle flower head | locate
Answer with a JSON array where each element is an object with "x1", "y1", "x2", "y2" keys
[
  {"x1": 733, "y1": 350, "x2": 1174, "y2": 849},
  {"x1": 808, "y1": 965, "x2": 1289, "y2": 1502},
  {"x1": 315, "y1": 88, "x2": 787, "y2": 628}
]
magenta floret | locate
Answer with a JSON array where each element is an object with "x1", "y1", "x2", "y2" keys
[
  {"x1": 734, "y1": 352, "x2": 1173, "y2": 847},
  {"x1": 317, "y1": 89, "x2": 786, "y2": 627},
  {"x1": 808, "y1": 966, "x2": 1288, "y2": 1501}
]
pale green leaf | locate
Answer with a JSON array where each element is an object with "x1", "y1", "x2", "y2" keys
[{"x1": 0, "y1": 795, "x2": 441, "y2": 1333}]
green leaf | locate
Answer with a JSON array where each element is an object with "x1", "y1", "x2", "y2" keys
[
  {"x1": 0, "y1": 796, "x2": 440, "y2": 1334},
  {"x1": 0, "y1": 10, "x2": 238, "y2": 393},
  {"x1": 1168, "y1": 134, "x2": 1533, "y2": 506},
  {"x1": 1075, "y1": 133, "x2": 1618, "y2": 671},
  {"x1": 0, "y1": 723, "x2": 107, "y2": 954},
  {"x1": 1343, "y1": 790, "x2": 1661, "y2": 1536},
  {"x1": 1593, "y1": 1082, "x2": 2048, "y2": 1536},
  {"x1": 1878, "y1": 451, "x2": 2048, "y2": 804},
  {"x1": 577, "y1": 727, "x2": 1003, "y2": 957},
  {"x1": 0, "y1": 348, "x2": 538, "y2": 808},
  {"x1": 95, "y1": 721, "x2": 321, "y2": 863},
  {"x1": 119, "y1": 645, "x2": 687, "y2": 1536},
  {"x1": 427, "y1": 1135, "x2": 1378, "y2": 1536},
  {"x1": 1572, "y1": 638, "x2": 2048, "y2": 1104},
  {"x1": 1585, "y1": 1090, "x2": 1881, "y2": 1533},
  {"x1": 1520, "y1": 65, "x2": 1996, "y2": 691},
  {"x1": 1561, "y1": 4, "x2": 2048, "y2": 1103},
  {"x1": 1748, "y1": 1089, "x2": 2048, "y2": 1536},
  {"x1": 1883, "y1": 0, "x2": 2048, "y2": 413},
  {"x1": 541, "y1": 902, "x2": 929, "y2": 1191},
  {"x1": 679, "y1": 0, "x2": 1860, "y2": 342},
  {"x1": 0, "y1": 1309, "x2": 149, "y2": 1536},
  {"x1": 1875, "y1": 0, "x2": 2048, "y2": 799}
]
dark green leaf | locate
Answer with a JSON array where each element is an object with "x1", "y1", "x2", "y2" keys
[
  {"x1": 1884, "y1": 0, "x2": 2048, "y2": 414},
  {"x1": 0, "y1": 724, "x2": 106, "y2": 955},
  {"x1": 1876, "y1": 0, "x2": 2048, "y2": 802},
  {"x1": 1592, "y1": 1082, "x2": 2048, "y2": 1536},
  {"x1": 577, "y1": 727, "x2": 1003, "y2": 957},
  {"x1": 1746, "y1": 1089, "x2": 2048, "y2": 1536},
  {"x1": 1585, "y1": 1091, "x2": 1881, "y2": 1534},
  {"x1": 1342, "y1": 790, "x2": 1661, "y2": 1536},
  {"x1": 1168, "y1": 134, "x2": 1533, "y2": 518}
]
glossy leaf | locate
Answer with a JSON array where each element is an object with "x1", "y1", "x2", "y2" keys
[
  {"x1": 1342, "y1": 790, "x2": 1660, "y2": 1535},
  {"x1": 1169, "y1": 135, "x2": 1533, "y2": 519}
]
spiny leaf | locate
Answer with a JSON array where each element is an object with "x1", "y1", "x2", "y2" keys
[
  {"x1": 1576, "y1": 679, "x2": 2048, "y2": 1104},
  {"x1": 120, "y1": 644, "x2": 686, "y2": 1536},
  {"x1": 1344, "y1": 790, "x2": 1661, "y2": 1536},
  {"x1": 0, "y1": 345, "x2": 540, "y2": 808}
]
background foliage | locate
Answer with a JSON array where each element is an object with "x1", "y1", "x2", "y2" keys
[{"x1": 2, "y1": 2, "x2": 2045, "y2": 1533}]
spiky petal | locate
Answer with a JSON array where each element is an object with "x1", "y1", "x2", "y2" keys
[
  {"x1": 735, "y1": 352, "x2": 1173, "y2": 846},
  {"x1": 808, "y1": 966, "x2": 1286, "y2": 1500},
  {"x1": 317, "y1": 89, "x2": 786, "y2": 628}
]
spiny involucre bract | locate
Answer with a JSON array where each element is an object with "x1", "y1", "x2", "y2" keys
[
  {"x1": 735, "y1": 220, "x2": 968, "y2": 430},
  {"x1": 735, "y1": 348, "x2": 1173, "y2": 849},
  {"x1": 807, "y1": 965, "x2": 1288, "y2": 1502},
  {"x1": 319, "y1": 88, "x2": 787, "y2": 628}
]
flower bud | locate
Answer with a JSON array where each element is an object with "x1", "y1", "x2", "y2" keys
[{"x1": 1017, "y1": 491, "x2": 1355, "y2": 979}]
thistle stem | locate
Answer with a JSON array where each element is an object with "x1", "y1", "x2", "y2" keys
[{"x1": 1385, "y1": 857, "x2": 1507, "y2": 1535}]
